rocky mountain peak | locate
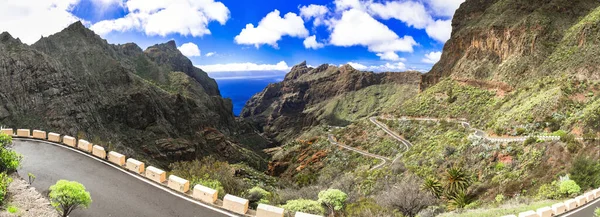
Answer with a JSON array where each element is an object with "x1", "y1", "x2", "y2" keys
[
  {"x1": 284, "y1": 61, "x2": 311, "y2": 80},
  {"x1": 0, "y1": 32, "x2": 21, "y2": 45}
]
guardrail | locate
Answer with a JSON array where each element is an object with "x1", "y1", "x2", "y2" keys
[
  {"x1": 501, "y1": 188, "x2": 600, "y2": 217},
  {"x1": 0, "y1": 128, "x2": 319, "y2": 217}
]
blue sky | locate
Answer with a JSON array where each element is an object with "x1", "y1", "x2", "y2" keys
[{"x1": 0, "y1": 0, "x2": 464, "y2": 78}]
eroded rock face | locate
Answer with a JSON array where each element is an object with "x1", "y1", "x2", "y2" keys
[
  {"x1": 0, "y1": 22, "x2": 268, "y2": 168},
  {"x1": 422, "y1": 0, "x2": 600, "y2": 89},
  {"x1": 241, "y1": 62, "x2": 422, "y2": 142}
]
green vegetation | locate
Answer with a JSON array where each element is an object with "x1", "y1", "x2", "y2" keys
[
  {"x1": 595, "y1": 207, "x2": 600, "y2": 217},
  {"x1": 439, "y1": 200, "x2": 559, "y2": 217},
  {"x1": 246, "y1": 186, "x2": 272, "y2": 208},
  {"x1": 559, "y1": 180, "x2": 581, "y2": 197},
  {"x1": 170, "y1": 157, "x2": 246, "y2": 198},
  {"x1": 0, "y1": 133, "x2": 18, "y2": 206},
  {"x1": 6, "y1": 205, "x2": 17, "y2": 213},
  {"x1": 27, "y1": 173, "x2": 35, "y2": 185},
  {"x1": 49, "y1": 180, "x2": 92, "y2": 217},
  {"x1": 318, "y1": 189, "x2": 348, "y2": 215},
  {"x1": 570, "y1": 157, "x2": 600, "y2": 190},
  {"x1": 282, "y1": 199, "x2": 324, "y2": 216},
  {"x1": 0, "y1": 173, "x2": 12, "y2": 206}
]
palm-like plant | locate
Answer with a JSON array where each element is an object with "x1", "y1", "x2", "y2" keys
[
  {"x1": 422, "y1": 177, "x2": 443, "y2": 199},
  {"x1": 442, "y1": 167, "x2": 471, "y2": 196},
  {"x1": 447, "y1": 190, "x2": 472, "y2": 211}
]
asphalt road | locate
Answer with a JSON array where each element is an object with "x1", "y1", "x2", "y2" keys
[
  {"x1": 560, "y1": 197, "x2": 600, "y2": 217},
  {"x1": 327, "y1": 134, "x2": 389, "y2": 170},
  {"x1": 12, "y1": 139, "x2": 235, "y2": 217}
]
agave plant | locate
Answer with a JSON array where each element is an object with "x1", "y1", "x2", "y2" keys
[
  {"x1": 442, "y1": 167, "x2": 471, "y2": 196},
  {"x1": 447, "y1": 190, "x2": 472, "y2": 211},
  {"x1": 422, "y1": 177, "x2": 443, "y2": 199}
]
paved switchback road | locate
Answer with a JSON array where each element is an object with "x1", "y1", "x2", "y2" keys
[{"x1": 13, "y1": 139, "x2": 235, "y2": 217}]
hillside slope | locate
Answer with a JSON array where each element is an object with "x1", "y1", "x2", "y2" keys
[
  {"x1": 241, "y1": 62, "x2": 421, "y2": 142},
  {"x1": 0, "y1": 22, "x2": 268, "y2": 168}
]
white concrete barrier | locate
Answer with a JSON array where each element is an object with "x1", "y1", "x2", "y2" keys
[
  {"x1": 17, "y1": 129, "x2": 30, "y2": 137},
  {"x1": 586, "y1": 192, "x2": 595, "y2": 202},
  {"x1": 63, "y1": 136, "x2": 76, "y2": 147},
  {"x1": 551, "y1": 203, "x2": 566, "y2": 215},
  {"x1": 48, "y1": 133, "x2": 61, "y2": 143},
  {"x1": 0, "y1": 129, "x2": 13, "y2": 136},
  {"x1": 168, "y1": 175, "x2": 190, "y2": 193},
  {"x1": 536, "y1": 207, "x2": 552, "y2": 217},
  {"x1": 192, "y1": 184, "x2": 218, "y2": 204},
  {"x1": 108, "y1": 151, "x2": 126, "y2": 166},
  {"x1": 256, "y1": 204, "x2": 284, "y2": 217},
  {"x1": 565, "y1": 199, "x2": 578, "y2": 210},
  {"x1": 517, "y1": 210, "x2": 537, "y2": 217},
  {"x1": 223, "y1": 194, "x2": 249, "y2": 214},
  {"x1": 77, "y1": 139, "x2": 93, "y2": 153},
  {"x1": 146, "y1": 166, "x2": 166, "y2": 183},
  {"x1": 92, "y1": 145, "x2": 106, "y2": 159},
  {"x1": 594, "y1": 189, "x2": 600, "y2": 198},
  {"x1": 576, "y1": 195, "x2": 587, "y2": 206},
  {"x1": 295, "y1": 212, "x2": 322, "y2": 217},
  {"x1": 32, "y1": 130, "x2": 46, "y2": 139},
  {"x1": 126, "y1": 158, "x2": 145, "y2": 174}
]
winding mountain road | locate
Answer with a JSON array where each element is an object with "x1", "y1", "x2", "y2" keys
[
  {"x1": 12, "y1": 138, "x2": 236, "y2": 217},
  {"x1": 327, "y1": 134, "x2": 390, "y2": 170}
]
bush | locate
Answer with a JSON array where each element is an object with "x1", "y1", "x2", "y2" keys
[
  {"x1": 495, "y1": 194, "x2": 504, "y2": 203},
  {"x1": 318, "y1": 189, "x2": 348, "y2": 214},
  {"x1": 190, "y1": 176, "x2": 225, "y2": 198},
  {"x1": 282, "y1": 199, "x2": 324, "y2": 216},
  {"x1": 0, "y1": 173, "x2": 12, "y2": 205},
  {"x1": 0, "y1": 149, "x2": 21, "y2": 173},
  {"x1": 246, "y1": 186, "x2": 271, "y2": 208},
  {"x1": 523, "y1": 137, "x2": 537, "y2": 145},
  {"x1": 595, "y1": 207, "x2": 600, "y2": 217},
  {"x1": 537, "y1": 181, "x2": 561, "y2": 199},
  {"x1": 0, "y1": 134, "x2": 11, "y2": 148},
  {"x1": 559, "y1": 180, "x2": 581, "y2": 197},
  {"x1": 170, "y1": 157, "x2": 246, "y2": 196},
  {"x1": 49, "y1": 180, "x2": 92, "y2": 217},
  {"x1": 378, "y1": 175, "x2": 436, "y2": 217},
  {"x1": 7, "y1": 205, "x2": 17, "y2": 213},
  {"x1": 567, "y1": 140, "x2": 582, "y2": 153},
  {"x1": 344, "y1": 198, "x2": 402, "y2": 217},
  {"x1": 570, "y1": 157, "x2": 600, "y2": 190}
]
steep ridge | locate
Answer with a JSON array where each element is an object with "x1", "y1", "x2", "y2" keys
[
  {"x1": 241, "y1": 62, "x2": 421, "y2": 142},
  {"x1": 0, "y1": 22, "x2": 268, "y2": 168}
]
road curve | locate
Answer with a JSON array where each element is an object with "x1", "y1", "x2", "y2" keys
[
  {"x1": 327, "y1": 134, "x2": 389, "y2": 170},
  {"x1": 368, "y1": 117, "x2": 412, "y2": 165},
  {"x1": 12, "y1": 139, "x2": 236, "y2": 217}
]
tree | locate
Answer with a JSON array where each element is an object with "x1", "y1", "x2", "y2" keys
[
  {"x1": 318, "y1": 189, "x2": 348, "y2": 215},
  {"x1": 49, "y1": 180, "x2": 92, "y2": 217},
  {"x1": 570, "y1": 157, "x2": 600, "y2": 190},
  {"x1": 378, "y1": 175, "x2": 436, "y2": 217},
  {"x1": 442, "y1": 167, "x2": 471, "y2": 196}
]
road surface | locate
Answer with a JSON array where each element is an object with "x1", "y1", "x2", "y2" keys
[
  {"x1": 327, "y1": 134, "x2": 390, "y2": 170},
  {"x1": 12, "y1": 139, "x2": 236, "y2": 217}
]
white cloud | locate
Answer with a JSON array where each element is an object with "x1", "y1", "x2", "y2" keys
[
  {"x1": 334, "y1": 0, "x2": 364, "y2": 11},
  {"x1": 303, "y1": 35, "x2": 325, "y2": 49},
  {"x1": 422, "y1": 51, "x2": 442, "y2": 64},
  {"x1": 426, "y1": 0, "x2": 465, "y2": 17},
  {"x1": 376, "y1": 52, "x2": 401, "y2": 61},
  {"x1": 177, "y1": 42, "x2": 201, "y2": 57},
  {"x1": 234, "y1": 10, "x2": 309, "y2": 48},
  {"x1": 197, "y1": 61, "x2": 290, "y2": 72},
  {"x1": 205, "y1": 52, "x2": 216, "y2": 57},
  {"x1": 329, "y1": 9, "x2": 417, "y2": 60},
  {"x1": 0, "y1": 0, "x2": 82, "y2": 44},
  {"x1": 344, "y1": 61, "x2": 407, "y2": 72},
  {"x1": 299, "y1": 4, "x2": 329, "y2": 26},
  {"x1": 368, "y1": 1, "x2": 432, "y2": 29},
  {"x1": 425, "y1": 19, "x2": 452, "y2": 42},
  {"x1": 90, "y1": 0, "x2": 229, "y2": 37}
]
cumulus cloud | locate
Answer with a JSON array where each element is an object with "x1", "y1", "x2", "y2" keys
[
  {"x1": 422, "y1": 51, "x2": 442, "y2": 64},
  {"x1": 299, "y1": 4, "x2": 329, "y2": 26},
  {"x1": 329, "y1": 9, "x2": 417, "y2": 60},
  {"x1": 425, "y1": 19, "x2": 452, "y2": 42},
  {"x1": 205, "y1": 52, "x2": 216, "y2": 57},
  {"x1": 344, "y1": 61, "x2": 407, "y2": 72},
  {"x1": 368, "y1": 1, "x2": 432, "y2": 29},
  {"x1": 234, "y1": 10, "x2": 308, "y2": 48},
  {"x1": 303, "y1": 35, "x2": 325, "y2": 49},
  {"x1": 197, "y1": 61, "x2": 290, "y2": 72},
  {"x1": 90, "y1": 0, "x2": 229, "y2": 37},
  {"x1": 426, "y1": 0, "x2": 465, "y2": 17},
  {"x1": 177, "y1": 42, "x2": 201, "y2": 57},
  {"x1": 0, "y1": 0, "x2": 82, "y2": 44}
]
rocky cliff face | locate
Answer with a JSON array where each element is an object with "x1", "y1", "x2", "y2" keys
[
  {"x1": 0, "y1": 22, "x2": 268, "y2": 168},
  {"x1": 241, "y1": 62, "x2": 421, "y2": 142},
  {"x1": 423, "y1": 0, "x2": 600, "y2": 89}
]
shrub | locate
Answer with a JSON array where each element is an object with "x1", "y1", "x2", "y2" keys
[
  {"x1": 282, "y1": 199, "x2": 324, "y2": 216},
  {"x1": 567, "y1": 141, "x2": 582, "y2": 153},
  {"x1": 49, "y1": 180, "x2": 92, "y2": 217},
  {"x1": 0, "y1": 173, "x2": 12, "y2": 205},
  {"x1": 495, "y1": 194, "x2": 505, "y2": 203},
  {"x1": 537, "y1": 181, "x2": 561, "y2": 199},
  {"x1": 516, "y1": 128, "x2": 526, "y2": 136},
  {"x1": 442, "y1": 167, "x2": 471, "y2": 196},
  {"x1": 246, "y1": 186, "x2": 271, "y2": 208},
  {"x1": 344, "y1": 198, "x2": 402, "y2": 217},
  {"x1": 378, "y1": 175, "x2": 436, "y2": 217},
  {"x1": 447, "y1": 190, "x2": 472, "y2": 211},
  {"x1": 190, "y1": 176, "x2": 225, "y2": 198},
  {"x1": 595, "y1": 207, "x2": 600, "y2": 217},
  {"x1": 570, "y1": 157, "x2": 600, "y2": 190},
  {"x1": 170, "y1": 157, "x2": 246, "y2": 196},
  {"x1": 559, "y1": 180, "x2": 581, "y2": 197},
  {"x1": 7, "y1": 205, "x2": 17, "y2": 213},
  {"x1": 0, "y1": 134, "x2": 11, "y2": 148},
  {"x1": 523, "y1": 137, "x2": 537, "y2": 146},
  {"x1": 422, "y1": 177, "x2": 443, "y2": 199},
  {"x1": 0, "y1": 149, "x2": 21, "y2": 173},
  {"x1": 318, "y1": 189, "x2": 348, "y2": 214},
  {"x1": 28, "y1": 173, "x2": 35, "y2": 185},
  {"x1": 495, "y1": 162, "x2": 506, "y2": 171}
]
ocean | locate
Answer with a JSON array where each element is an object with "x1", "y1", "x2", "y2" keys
[{"x1": 215, "y1": 75, "x2": 285, "y2": 116}]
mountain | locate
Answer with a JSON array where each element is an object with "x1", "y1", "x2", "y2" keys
[
  {"x1": 241, "y1": 62, "x2": 421, "y2": 142},
  {"x1": 0, "y1": 22, "x2": 268, "y2": 168}
]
